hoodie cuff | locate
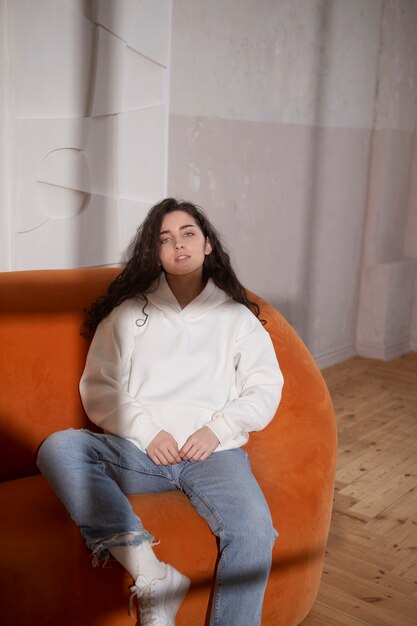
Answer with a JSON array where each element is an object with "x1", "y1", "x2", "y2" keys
[
  {"x1": 206, "y1": 413, "x2": 233, "y2": 445},
  {"x1": 133, "y1": 419, "x2": 163, "y2": 451}
]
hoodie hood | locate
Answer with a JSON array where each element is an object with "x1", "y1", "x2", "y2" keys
[{"x1": 146, "y1": 272, "x2": 231, "y2": 319}]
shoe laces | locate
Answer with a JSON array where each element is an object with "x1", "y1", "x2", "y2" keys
[{"x1": 129, "y1": 581, "x2": 157, "y2": 626}]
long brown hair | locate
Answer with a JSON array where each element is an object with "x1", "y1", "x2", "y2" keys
[{"x1": 82, "y1": 198, "x2": 260, "y2": 338}]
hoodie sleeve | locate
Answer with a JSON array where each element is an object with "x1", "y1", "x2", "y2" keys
[
  {"x1": 79, "y1": 303, "x2": 162, "y2": 450},
  {"x1": 206, "y1": 314, "x2": 283, "y2": 444}
]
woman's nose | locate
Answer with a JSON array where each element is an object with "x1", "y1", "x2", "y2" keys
[{"x1": 175, "y1": 240, "x2": 184, "y2": 249}]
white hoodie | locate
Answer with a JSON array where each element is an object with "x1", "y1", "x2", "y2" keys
[{"x1": 79, "y1": 273, "x2": 283, "y2": 453}]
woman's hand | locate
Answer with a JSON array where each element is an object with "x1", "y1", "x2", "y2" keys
[
  {"x1": 146, "y1": 430, "x2": 182, "y2": 466},
  {"x1": 180, "y1": 426, "x2": 220, "y2": 462}
]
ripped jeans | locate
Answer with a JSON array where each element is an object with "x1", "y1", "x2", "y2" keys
[{"x1": 37, "y1": 429, "x2": 277, "y2": 626}]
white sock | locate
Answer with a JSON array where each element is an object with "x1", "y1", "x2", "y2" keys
[{"x1": 109, "y1": 540, "x2": 166, "y2": 582}]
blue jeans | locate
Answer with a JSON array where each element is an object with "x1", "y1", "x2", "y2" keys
[{"x1": 37, "y1": 429, "x2": 277, "y2": 626}]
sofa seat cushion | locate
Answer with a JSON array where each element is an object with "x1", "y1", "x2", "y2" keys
[{"x1": 0, "y1": 474, "x2": 218, "y2": 626}]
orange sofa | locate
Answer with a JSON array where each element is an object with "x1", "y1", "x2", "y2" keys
[{"x1": 0, "y1": 268, "x2": 336, "y2": 626}]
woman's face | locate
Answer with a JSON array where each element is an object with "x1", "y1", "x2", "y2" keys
[{"x1": 158, "y1": 210, "x2": 212, "y2": 278}]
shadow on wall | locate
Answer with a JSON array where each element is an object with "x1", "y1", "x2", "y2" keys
[
  {"x1": 296, "y1": 0, "x2": 334, "y2": 351},
  {"x1": 74, "y1": 1, "x2": 111, "y2": 268},
  {"x1": 167, "y1": 0, "x2": 351, "y2": 364}
]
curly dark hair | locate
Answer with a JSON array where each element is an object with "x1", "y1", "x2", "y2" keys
[{"x1": 81, "y1": 198, "x2": 260, "y2": 338}]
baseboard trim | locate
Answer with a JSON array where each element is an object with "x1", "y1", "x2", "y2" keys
[
  {"x1": 356, "y1": 339, "x2": 411, "y2": 361},
  {"x1": 312, "y1": 338, "x2": 415, "y2": 369},
  {"x1": 313, "y1": 344, "x2": 357, "y2": 370}
]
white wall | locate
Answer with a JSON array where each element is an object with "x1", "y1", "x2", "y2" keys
[
  {"x1": 0, "y1": 0, "x2": 13, "y2": 270},
  {"x1": 168, "y1": 0, "x2": 386, "y2": 367},
  {"x1": 0, "y1": 0, "x2": 172, "y2": 270}
]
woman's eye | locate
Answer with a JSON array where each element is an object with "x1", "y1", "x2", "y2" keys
[
  {"x1": 184, "y1": 232, "x2": 194, "y2": 237},
  {"x1": 160, "y1": 238, "x2": 170, "y2": 244}
]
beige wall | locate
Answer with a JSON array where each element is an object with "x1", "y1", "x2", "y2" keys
[
  {"x1": 356, "y1": 0, "x2": 417, "y2": 360},
  {"x1": 2, "y1": 0, "x2": 416, "y2": 367},
  {"x1": 407, "y1": 140, "x2": 417, "y2": 351},
  {"x1": 168, "y1": 0, "x2": 417, "y2": 367}
]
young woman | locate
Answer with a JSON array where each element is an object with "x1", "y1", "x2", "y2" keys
[{"x1": 37, "y1": 198, "x2": 283, "y2": 626}]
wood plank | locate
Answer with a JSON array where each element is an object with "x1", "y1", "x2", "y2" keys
[
  {"x1": 365, "y1": 488, "x2": 417, "y2": 541},
  {"x1": 339, "y1": 444, "x2": 417, "y2": 500},
  {"x1": 302, "y1": 602, "x2": 370, "y2": 626},
  {"x1": 319, "y1": 565, "x2": 417, "y2": 622},
  {"x1": 337, "y1": 412, "x2": 416, "y2": 472},
  {"x1": 313, "y1": 582, "x2": 415, "y2": 626},
  {"x1": 391, "y1": 546, "x2": 417, "y2": 579},
  {"x1": 336, "y1": 391, "x2": 395, "y2": 425},
  {"x1": 323, "y1": 537, "x2": 417, "y2": 598},
  {"x1": 337, "y1": 410, "x2": 395, "y2": 447},
  {"x1": 327, "y1": 532, "x2": 398, "y2": 570},
  {"x1": 336, "y1": 436, "x2": 416, "y2": 487},
  {"x1": 349, "y1": 461, "x2": 417, "y2": 517},
  {"x1": 359, "y1": 408, "x2": 416, "y2": 441}
]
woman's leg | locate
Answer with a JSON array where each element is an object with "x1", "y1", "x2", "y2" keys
[
  {"x1": 37, "y1": 429, "x2": 190, "y2": 625},
  {"x1": 179, "y1": 448, "x2": 277, "y2": 626},
  {"x1": 37, "y1": 429, "x2": 175, "y2": 562}
]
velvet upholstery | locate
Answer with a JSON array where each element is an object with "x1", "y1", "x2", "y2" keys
[{"x1": 0, "y1": 268, "x2": 336, "y2": 626}]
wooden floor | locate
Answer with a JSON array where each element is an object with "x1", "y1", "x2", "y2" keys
[{"x1": 301, "y1": 352, "x2": 417, "y2": 626}]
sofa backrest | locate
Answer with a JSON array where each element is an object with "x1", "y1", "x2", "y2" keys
[
  {"x1": 0, "y1": 267, "x2": 335, "y2": 486},
  {"x1": 0, "y1": 268, "x2": 120, "y2": 481}
]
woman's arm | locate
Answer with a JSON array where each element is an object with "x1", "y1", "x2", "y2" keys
[
  {"x1": 79, "y1": 304, "x2": 162, "y2": 451},
  {"x1": 206, "y1": 319, "x2": 283, "y2": 445}
]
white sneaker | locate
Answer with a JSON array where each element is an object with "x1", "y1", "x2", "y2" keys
[{"x1": 129, "y1": 563, "x2": 190, "y2": 626}]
